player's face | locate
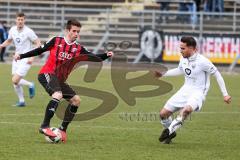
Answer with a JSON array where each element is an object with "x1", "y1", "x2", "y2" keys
[
  {"x1": 180, "y1": 42, "x2": 195, "y2": 58},
  {"x1": 16, "y1": 16, "x2": 25, "y2": 29},
  {"x1": 67, "y1": 25, "x2": 80, "y2": 42}
]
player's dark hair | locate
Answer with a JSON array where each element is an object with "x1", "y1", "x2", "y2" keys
[
  {"x1": 66, "y1": 19, "x2": 81, "y2": 30},
  {"x1": 181, "y1": 36, "x2": 197, "y2": 48},
  {"x1": 16, "y1": 12, "x2": 25, "y2": 18}
]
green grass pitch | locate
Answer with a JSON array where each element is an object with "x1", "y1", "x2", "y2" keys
[{"x1": 0, "y1": 63, "x2": 240, "y2": 160}]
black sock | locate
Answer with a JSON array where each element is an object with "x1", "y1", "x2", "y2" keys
[
  {"x1": 41, "y1": 98, "x2": 60, "y2": 128},
  {"x1": 60, "y1": 104, "x2": 78, "y2": 132}
]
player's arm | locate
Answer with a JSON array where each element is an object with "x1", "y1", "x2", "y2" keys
[
  {"x1": 27, "y1": 38, "x2": 42, "y2": 64},
  {"x1": 0, "y1": 39, "x2": 12, "y2": 48},
  {"x1": 155, "y1": 58, "x2": 184, "y2": 77},
  {"x1": 155, "y1": 68, "x2": 183, "y2": 78},
  {"x1": 81, "y1": 46, "x2": 113, "y2": 61},
  {"x1": 203, "y1": 59, "x2": 231, "y2": 104},
  {"x1": 213, "y1": 70, "x2": 231, "y2": 104},
  {"x1": 33, "y1": 38, "x2": 41, "y2": 48},
  {"x1": 14, "y1": 37, "x2": 56, "y2": 61}
]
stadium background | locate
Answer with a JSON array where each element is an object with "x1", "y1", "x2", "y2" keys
[{"x1": 0, "y1": 0, "x2": 240, "y2": 68}]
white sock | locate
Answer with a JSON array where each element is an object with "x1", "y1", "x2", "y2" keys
[
  {"x1": 18, "y1": 79, "x2": 33, "y2": 87},
  {"x1": 161, "y1": 116, "x2": 172, "y2": 128},
  {"x1": 168, "y1": 116, "x2": 183, "y2": 135},
  {"x1": 13, "y1": 84, "x2": 25, "y2": 102}
]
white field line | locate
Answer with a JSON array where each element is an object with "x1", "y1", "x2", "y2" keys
[
  {"x1": 0, "y1": 121, "x2": 240, "y2": 133},
  {"x1": 0, "y1": 111, "x2": 240, "y2": 117},
  {"x1": 0, "y1": 121, "x2": 154, "y2": 131},
  {"x1": 0, "y1": 90, "x2": 238, "y2": 100}
]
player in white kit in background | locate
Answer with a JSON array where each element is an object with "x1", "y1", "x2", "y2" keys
[
  {"x1": 155, "y1": 36, "x2": 232, "y2": 144},
  {"x1": 0, "y1": 12, "x2": 41, "y2": 106}
]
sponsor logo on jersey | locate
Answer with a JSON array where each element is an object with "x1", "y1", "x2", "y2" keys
[
  {"x1": 185, "y1": 68, "x2": 191, "y2": 75},
  {"x1": 59, "y1": 52, "x2": 72, "y2": 60},
  {"x1": 16, "y1": 37, "x2": 21, "y2": 43},
  {"x1": 71, "y1": 48, "x2": 78, "y2": 53}
]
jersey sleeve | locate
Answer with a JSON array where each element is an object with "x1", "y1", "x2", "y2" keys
[
  {"x1": 7, "y1": 27, "x2": 13, "y2": 40},
  {"x1": 213, "y1": 71, "x2": 229, "y2": 96},
  {"x1": 81, "y1": 46, "x2": 109, "y2": 61},
  {"x1": 202, "y1": 58, "x2": 217, "y2": 74},
  {"x1": 28, "y1": 28, "x2": 38, "y2": 41},
  {"x1": 20, "y1": 37, "x2": 56, "y2": 59},
  {"x1": 163, "y1": 68, "x2": 183, "y2": 77}
]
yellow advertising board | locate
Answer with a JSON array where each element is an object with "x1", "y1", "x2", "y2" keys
[{"x1": 162, "y1": 34, "x2": 240, "y2": 64}]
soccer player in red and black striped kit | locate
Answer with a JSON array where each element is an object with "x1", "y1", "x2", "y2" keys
[{"x1": 14, "y1": 19, "x2": 113, "y2": 142}]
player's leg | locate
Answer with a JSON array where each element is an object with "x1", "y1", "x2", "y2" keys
[
  {"x1": 0, "y1": 47, "x2": 6, "y2": 62},
  {"x1": 41, "y1": 91, "x2": 62, "y2": 128},
  {"x1": 59, "y1": 83, "x2": 80, "y2": 142},
  {"x1": 60, "y1": 96, "x2": 80, "y2": 132},
  {"x1": 12, "y1": 61, "x2": 25, "y2": 106},
  {"x1": 159, "y1": 105, "x2": 178, "y2": 143},
  {"x1": 12, "y1": 60, "x2": 34, "y2": 106},
  {"x1": 168, "y1": 105, "x2": 193, "y2": 135},
  {"x1": 159, "y1": 91, "x2": 186, "y2": 143},
  {"x1": 38, "y1": 74, "x2": 62, "y2": 137},
  {"x1": 16, "y1": 62, "x2": 35, "y2": 98},
  {"x1": 167, "y1": 93, "x2": 203, "y2": 139},
  {"x1": 160, "y1": 108, "x2": 173, "y2": 128}
]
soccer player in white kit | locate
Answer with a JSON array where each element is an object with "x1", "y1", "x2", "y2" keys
[
  {"x1": 155, "y1": 36, "x2": 231, "y2": 144},
  {"x1": 0, "y1": 12, "x2": 41, "y2": 106}
]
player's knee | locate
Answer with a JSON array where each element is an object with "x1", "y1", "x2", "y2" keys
[
  {"x1": 160, "y1": 109, "x2": 169, "y2": 120},
  {"x1": 12, "y1": 75, "x2": 21, "y2": 85},
  {"x1": 70, "y1": 95, "x2": 81, "y2": 106},
  {"x1": 12, "y1": 77, "x2": 19, "y2": 85},
  {"x1": 182, "y1": 106, "x2": 193, "y2": 115},
  {"x1": 52, "y1": 91, "x2": 63, "y2": 100}
]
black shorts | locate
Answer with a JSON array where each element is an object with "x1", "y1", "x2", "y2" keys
[{"x1": 38, "y1": 73, "x2": 76, "y2": 100}]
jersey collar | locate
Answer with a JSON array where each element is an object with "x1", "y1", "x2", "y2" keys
[
  {"x1": 188, "y1": 53, "x2": 198, "y2": 61},
  {"x1": 64, "y1": 37, "x2": 76, "y2": 45},
  {"x1": 17, "y1": 25, "x2": 25, "y2": 32}
]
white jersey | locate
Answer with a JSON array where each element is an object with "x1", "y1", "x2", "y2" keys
[
  {"x1": 8, "y1": 25, "x2": 38, "y2": 54},
  {"x1": 178, "y1": 53, "x2": 217, "y2": 96},
  {"x1": 163, "y1": 53, "x2": 228, "y2": 111}
]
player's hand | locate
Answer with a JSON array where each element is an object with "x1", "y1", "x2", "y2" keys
[
  {"x1": 224, "y1": 95, "x2": 231, "y2": 104},
  {"x1": 13, "y1": 54, "x2": 20, "y2": 61},
  {"x1": 106, "y1": 51, "x2": 113, "y2": 57},
  {"x1": 154, "y1": 71, "x2": 163, "y2": 78},
  {"x1": 27, "y1": 57, "x2": 34, "y2": 65}
]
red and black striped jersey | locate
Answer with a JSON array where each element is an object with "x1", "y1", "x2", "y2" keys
[{"x1": 20, "y1": 36, "x2": 109, "y2": 82}]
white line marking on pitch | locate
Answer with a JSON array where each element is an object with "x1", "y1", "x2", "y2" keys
[{"x1": 0, "y1": 112, "x2": 240, "y2": 117}]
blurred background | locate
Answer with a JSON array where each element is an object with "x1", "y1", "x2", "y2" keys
[{"x1": 0, "y1": 0, "x2": 240, "y2": 72}]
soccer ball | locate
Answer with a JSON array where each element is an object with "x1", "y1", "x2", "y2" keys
[{"x1": 44, "y1": 127, "x2": 62, "y2": 143}]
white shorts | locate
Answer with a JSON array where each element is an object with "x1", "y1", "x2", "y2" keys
[
  {"x1": 164, "y1": 87, "x2": 205, "y2": 112},
  {"x1": 12, "y1": 59, "x2": 31, "y2": 77}
]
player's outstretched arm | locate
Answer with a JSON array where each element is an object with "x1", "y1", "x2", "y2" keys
[
  {"x1": 27, "y1": 38, "x2": 42, "y2": 64},
  {"x1": 106, "y1": 51, "x2": 113, "y2": 57},
  {"x1": 81, "y1": 46, "x2": 113, "y2": 61},
  {"x1": 213, "y1": 70, "x2": 231, "y2": 104},
  {"x1": 13, "y1": 54, "x2": 21, "y2": 61},
  {"x1": 0, "y1": 39, "x2": 12, "y2": 48},
  {"x1": 155, "y1": 68, "x2": 183, "y2": 78},
  {"x1": 19, "y1": 37, "x2": 56, "y2": 60},
  {"x1": 224, "y1": 95, "x2": 231, "y2": 104}
]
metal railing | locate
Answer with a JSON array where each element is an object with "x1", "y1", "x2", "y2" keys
[
  {"x1": 1, "y1": 4, "x2": 240, "y2": 60},
  {"x1": 1, "y1": 4, "x2": 240, "y2": 33}
]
